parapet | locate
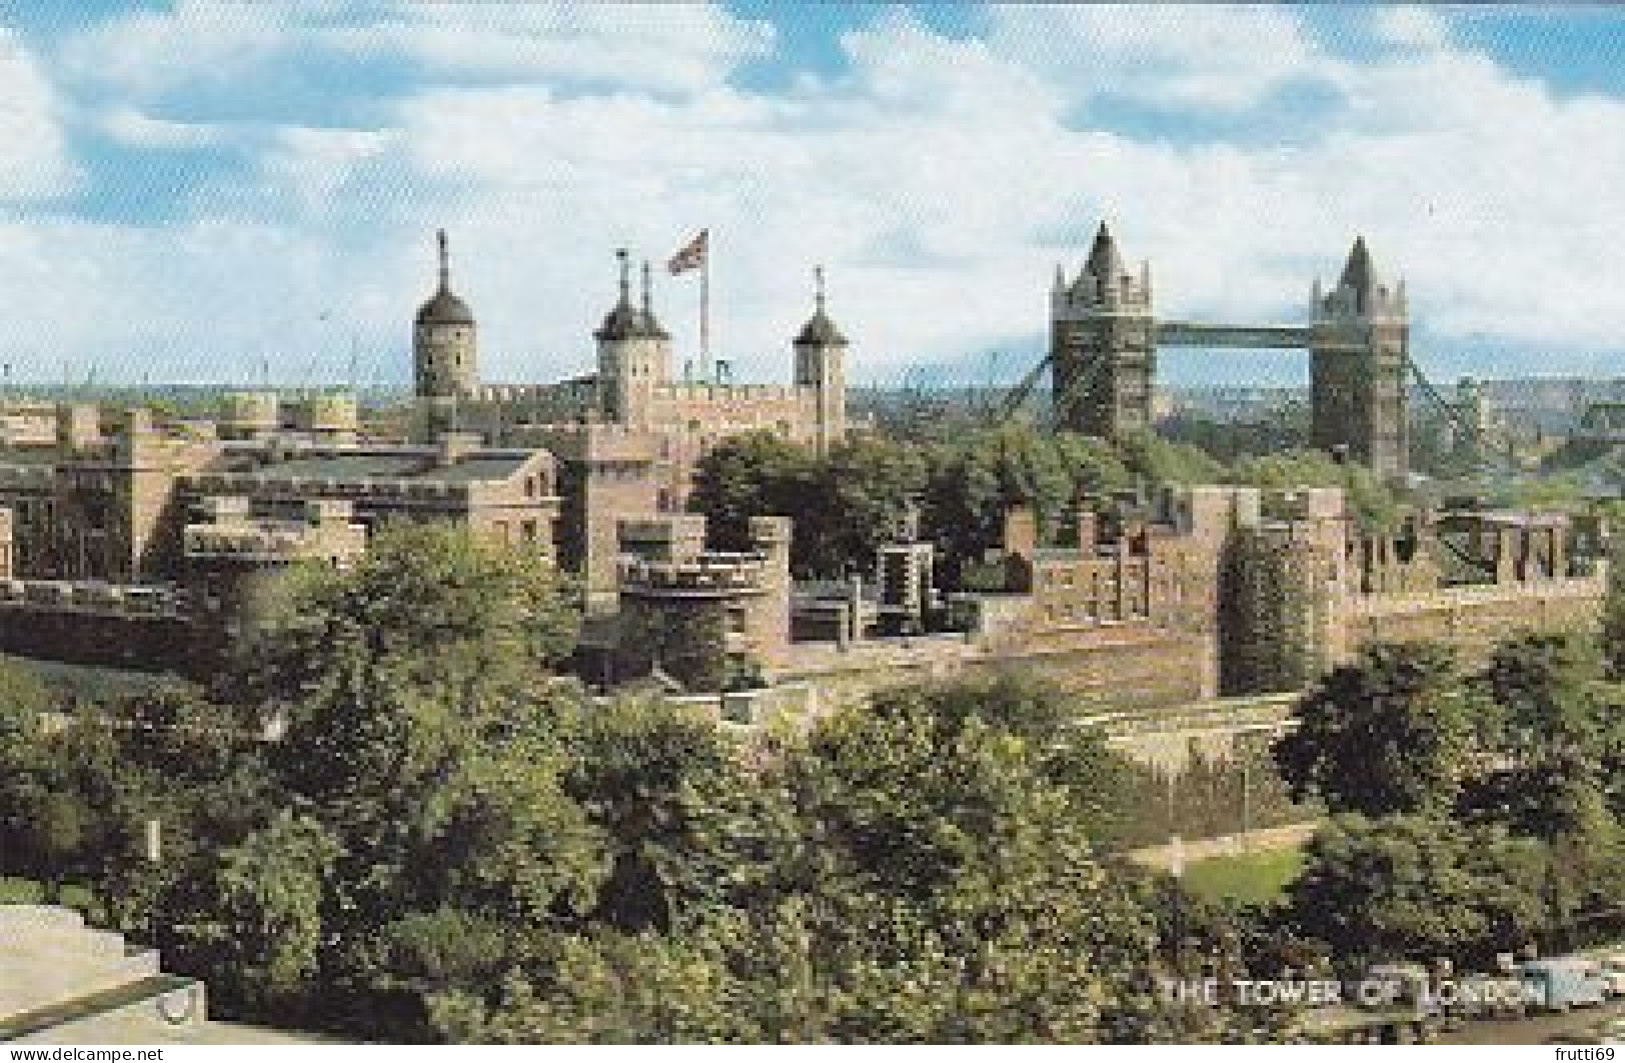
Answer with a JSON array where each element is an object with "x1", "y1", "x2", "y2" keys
[
  {"x1": 507, "y1": 421, "x2": 659, "y2": 462},
  {"x1": 618, "y1": 513, "x2": 708, "y2": 564}
]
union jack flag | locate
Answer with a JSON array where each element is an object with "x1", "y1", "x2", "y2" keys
[{"x1": 667, "y1": 229, "x2": 708, "y2": 275}]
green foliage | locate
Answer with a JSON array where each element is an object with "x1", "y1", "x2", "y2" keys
[
  {"x1": 1226, "y1": 448, "x2": 1398, "y2": 530},
  {"x1": 686, "y1": 431, "x2": 816, "y2": 555},
  {"x1": 614, "y1": 603, "x2": 729, "y2": 693},
  {"x1": 921, "y1": 426, "x2": 1133, "y2": 585},
  {"x1": 1478, "y1": 633, "x2": 1604, "y2": 776},
  {"x1": 169, "y1": 811, "x2": 341, "y2": 1008},
  {"x1": 430, "y1": 676, "x2": 1186, "y2": 1044},
  {"x1": 1114, "y1": 429, "x2": 1226, "y2": 488},
  {"x1": 565, "y1": 696, "x2": 792, "y2": 934},
  {"x1": 1289, "y1": 814, "x2": 1548, "y2": 964},
  {"x1": 1275, "y1": 642, "x2": 1471, "y2": 817},
  {"x1": 227, "y1": 518, "x2": 577, "y2": 710}
]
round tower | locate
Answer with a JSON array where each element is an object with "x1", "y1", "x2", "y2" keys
[
  {"x1": 414, "y1": 229, "x2": 478, "y2": 400},
  {"x1": 793, "y1": 265, "x2": 848, "y2": 457}
]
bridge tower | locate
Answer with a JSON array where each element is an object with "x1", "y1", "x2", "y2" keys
[
  {"x1": 1309, "y1": 237, "x2": 1410, "y2": 479},
  {"x1": 1050, "y1": 222, "x2": 1155, "y2": 438}
]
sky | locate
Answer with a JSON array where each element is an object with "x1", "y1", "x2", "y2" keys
[{"x1": 0, "y1": 2, "x2": 1622, "y2": 390}]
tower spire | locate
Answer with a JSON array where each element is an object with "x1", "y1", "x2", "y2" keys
[
  {"x1": 616, "y1": 247, "x2": 631, "y2": 306},
  {"x1": 814, "y1": 264, "x2": 826, "y2": 315},
  {"x1": 641, "y1": 259, "x2": 653, "y2": 318},
  {"x1": 436, "y1": 228, "x2": 451, "y2": 292}
]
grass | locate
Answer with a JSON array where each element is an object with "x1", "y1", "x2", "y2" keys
[
  {"x1": 1181, "y1": 845, "x2": 1306, "y2": 907},
  {"x1": 0, "y1": 876, "x2": 103, "y2": 920}
]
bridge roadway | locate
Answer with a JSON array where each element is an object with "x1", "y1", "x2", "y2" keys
[{"x1": 1155, "y1": 322, "x2": 1310, "y2": 350}]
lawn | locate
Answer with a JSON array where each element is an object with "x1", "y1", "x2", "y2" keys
[
  {"x1": 0, "y1": 876, "x2": 103, "y2": 919},
  {"x1": 1181, "y1": 845, "x2": 1305, "y2": 907}
]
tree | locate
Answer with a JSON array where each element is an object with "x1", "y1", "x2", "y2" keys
[
  {"x1": 687, "y1": 431, "x2": 815, "y2": 554},
  {"x1": 800, "y1": 436, "x2": 928, "y2": 576},
  {"x1": 167, "y1": 811, "x2": 341, "y2": 1015},
  {"x1": 614, "y1": 603, "x2": 730, "y2": 693},
  {"x1": 1227, "y1": 448, "x2": 1398, "y2": 530},
  {"x1": 243, "y1": 521, "x2": 578, "y2": 801},
  {"x1": 564, "y1": 696, "x2": 792, "y2": 934},
  {"x1": 1289, "y1": 814, "x2": 1546, "y2": 964},
  {"x1": 1275, "y1": 642, "x2": 1472, "y2": 816},
  {"x1": 921, "y1": 426, "x2": 1132, "y2": 586},
  {"x1": 178, "y1": 521, "x2": 601, "y2": 1035},
  {"x1": 1479, "y1": 633, "x2": 1604, "y2": 775},
  {"x1": 777, "y1": 682, "x2": 1158, "y2": 1042},
  {"x1": 1115, "y1": 429, "x2": 1226, "y2": 488}
]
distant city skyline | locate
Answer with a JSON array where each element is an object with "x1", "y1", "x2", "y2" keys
[{"x1": 0, "y1": 3, "x2": 1622, "y2": 388}]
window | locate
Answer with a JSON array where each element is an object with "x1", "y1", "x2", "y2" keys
[{"x1": 522, "y1": 520, "x2": 538, "y2": 542}]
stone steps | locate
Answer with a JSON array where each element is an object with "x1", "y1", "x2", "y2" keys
[
  {"x1": 0, "y1": 905, "x2": 162, "y2": 1022},
  {"x1": 1, "y1": 974, "x2": 200, "y2": 1043}
]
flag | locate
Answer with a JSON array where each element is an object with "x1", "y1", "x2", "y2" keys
[{"x1": 667, "y1": 228, "x2": 708, "y2": 275}]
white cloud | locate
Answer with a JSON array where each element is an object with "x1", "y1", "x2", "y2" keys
[
  {"x1": 58, "y1": 0, "x2": 774, "y2": 102},
  {"x1": 97, "y1": 106, "x2": 229, "y2": 150},
  {"x1": 0, "y1": 29, "x2": 77, "y2": 199},
  {"x1": 4, "y1": 4, "x2": 1625, "y2": 389},
  {"x1": 1373, "y1": 6, "x2": 1453, "y2": 51},
  {"x1": 56, "y1": 0, "x2": 292, "y2": 100},
  {"x1": 983, "y1": 5, "x2": 1325, "y2": 112}
]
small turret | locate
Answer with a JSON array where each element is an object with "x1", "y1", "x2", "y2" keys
[
  {"x1": 795, "y1": 265, "x2": 848, "y2": 347},
  {"x1": 595, "y1": 249, "x2": 640, "y2": 342},
  {"x1": 413, "y1": 229, "x2": 478, "y2": 401},
  {"x1": 794, "y1": 266, "x2": 848, "y2": 456},
  {"x1": 595, "y1": 248, "x2": 672, "y2": 426}
]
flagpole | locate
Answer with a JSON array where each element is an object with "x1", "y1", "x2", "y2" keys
[{"x1": 700, "y1": 234, "x2": 711, "y2": 383}]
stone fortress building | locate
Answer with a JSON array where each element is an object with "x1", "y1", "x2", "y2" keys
[
  {"x1": 0, "y1": 221, "x2": 1604, "y2": 712},
  {"x1": 408, "y1": 234, "x2": 850, "y2": 607}
]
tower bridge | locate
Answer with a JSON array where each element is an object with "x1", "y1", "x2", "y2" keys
[{"x1": 1046, "y1": 223, "x2": 1411, "y2": 479}]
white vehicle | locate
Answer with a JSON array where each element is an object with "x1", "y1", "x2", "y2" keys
[
  {"x1": 1520, "y1": 957, "x2": 1608, "y2": 1012},
  {"x1": 1599, "y1": 953, "x2": 1625, "y2": 999}
]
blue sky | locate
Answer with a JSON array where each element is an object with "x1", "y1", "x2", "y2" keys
[{"x1": 0, "y1": 2, "x2": 1621, "y2": 389}]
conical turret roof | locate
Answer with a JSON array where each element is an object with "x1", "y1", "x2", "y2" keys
[
  {"x1": 416, "y1": 229, "x2": 474, "y2": 325},
  {"x1": 1339, "y1": 235, "x2": 1378, "y2": 312},
  {"x1": 796, "y1": 266, "x2": 847, "y2": 346},
  {"x1": 1085, "y1": 221, "x2": 1126, "y2": 282},
  {"x1": 595, "y1": 249, "x2": 642, "y2": 341}
]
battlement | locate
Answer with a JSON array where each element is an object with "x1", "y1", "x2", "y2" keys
[
  {"x1": 505, "y1": 420, "x2": 659, "y2": 461},
  {"x1": 652, "y1": 382, "x2": 809, "y2": 404},
  {"x1": 468, "y1": 383, "x2": 571, "y2": 404}
]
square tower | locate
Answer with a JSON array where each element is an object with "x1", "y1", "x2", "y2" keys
[{"x1": 1050, "y1": 223, "x2": 1155, "y2": 439}]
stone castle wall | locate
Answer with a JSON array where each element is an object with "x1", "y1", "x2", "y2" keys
[
  {"x1": 1339, "y1": 571, "x2": 1607, "y2": 667},
  {"x1": 771, "y1": 622, "x2": 1218, "y2": 719}
]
